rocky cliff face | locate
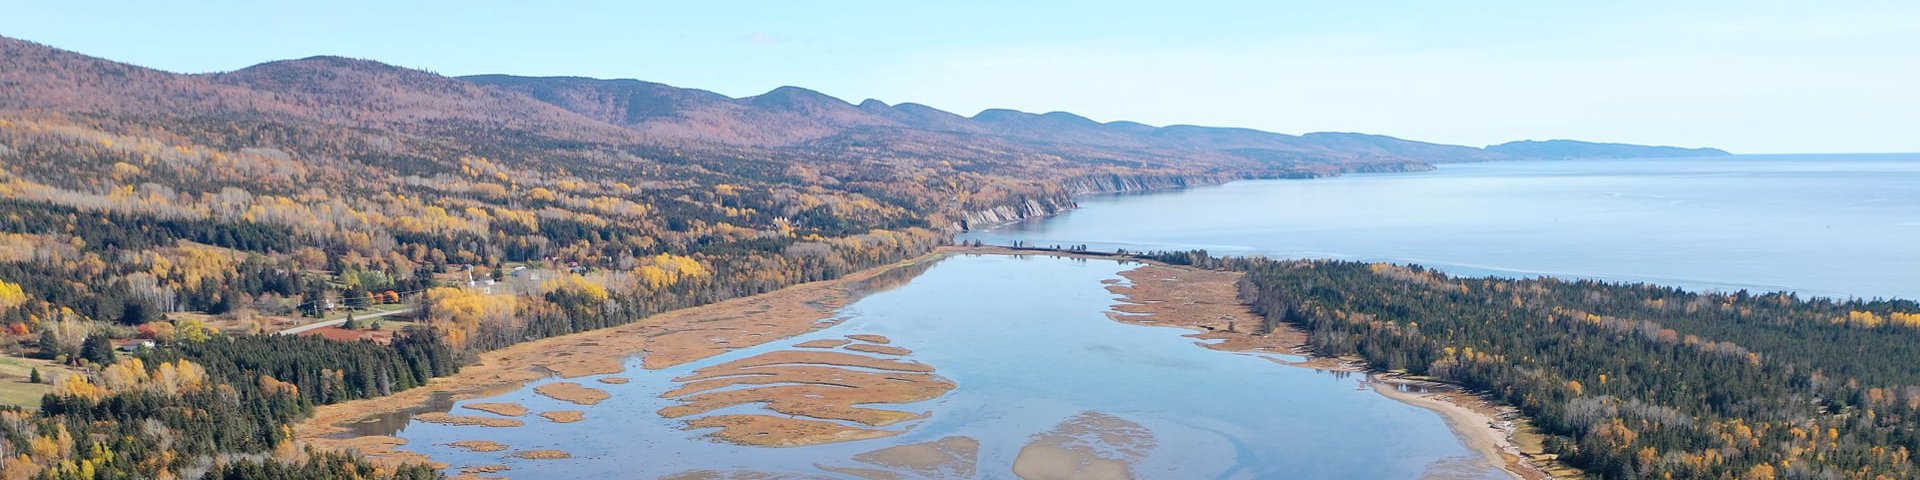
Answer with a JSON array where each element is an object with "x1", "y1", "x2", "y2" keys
[
  {"x1": 1056, "y1": 173, "x2": 1233, "y2": 195},
  {"x1": 951, "y1": 195, "x2": 1075, "y2": 231},
  {"x1": 950, "y1": 172, "x2": 1236, "y2": 231},
  {"x1": 948, "y1": 162, "x2": 1437, "y2": 232}
]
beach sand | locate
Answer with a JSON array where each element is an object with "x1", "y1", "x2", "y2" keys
[{"x1": 1107, "y1": 261, "x2": 1559, "y2": 479}]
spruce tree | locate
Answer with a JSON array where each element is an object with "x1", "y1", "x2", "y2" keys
[
  {"x1": 80, "y1": 334, "x2": 115, "y2": 366},
  {"x1": 38, "y1": 328, "x2": 61, "y2": 359}
]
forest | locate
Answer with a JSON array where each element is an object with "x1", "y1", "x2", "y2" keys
[
  {"x1": 0, "y1": 106, "x2": 957, "y2": 478},
  {"x1": 0, "y1": 34, "x2": 1780, "y2": 479},
  {"x1": 0, "y1": 39, "x2": 1072, "y2": 480},
  {"x1": 1141, "y1": 251, "x2": 1920, "y2": 480}
]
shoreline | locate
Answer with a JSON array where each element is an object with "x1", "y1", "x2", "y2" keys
[
  {"x1": 293, "y1": 249, "x2": 956, "y2": 467},
  {"x1": 1369, "y1": 378, "x2": 1557, "y2": 480},
  {"x1": 301, "y1": 246, "x2": 1569, "y2": 478},
  {"x1": 1104, "y1": 262, "x2": 1563, "y2": 480}
]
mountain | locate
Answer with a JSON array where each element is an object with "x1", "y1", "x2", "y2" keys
[
  {"x1": 464, "y1": 75, "x2": 1730, "y2": 169},
  {"x1": 0, "y1": 34, "x2": 1731, "y2": 201},
  {"x1": 212, "y1": 57, "x2": 634, "y2": 141},
  {"x1": 461, "y1": 74, "x2": 1532, "y2": 169},
  {"x1": 0, "y1": 35, "x2": 288, "y2": 117},
  {"x1": 1486, "y1": 140, "x2": 1731, "y2": 159},
  {"x1": 0, "y1": 37, "x2": 629, "y2": 142}
]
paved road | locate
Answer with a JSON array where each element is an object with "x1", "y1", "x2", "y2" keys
[{"x1": 277, "y1": 308, "x2": 417, "y2": 335}]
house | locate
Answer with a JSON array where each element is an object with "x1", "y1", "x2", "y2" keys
[{"x1": 114, "y1": 339, "x2": 156, "y2": 352}]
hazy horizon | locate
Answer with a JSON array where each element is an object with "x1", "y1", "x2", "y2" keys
[{"x1": 3, "y1": 1, "x2": 1914, "y2": 154}]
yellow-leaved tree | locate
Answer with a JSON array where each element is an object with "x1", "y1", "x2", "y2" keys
[
  {"x1": 422, "y1": 287, "x2": 517, "y2": 349},
  {"x1": 0, "y1": 278, "x2": 26, "y2": 313}
]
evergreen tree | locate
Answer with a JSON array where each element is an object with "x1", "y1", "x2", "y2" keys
[
  {"x1": 80, "y1": 334, "x2": 115, "y2": 366},
  {"x1": 345, "y1": 283, "x2": 372, "y2": 310},
  {"x1": 29, "y1": 367, "x2": 41, "y2": 383},
  {"x1": 302, "y1": 280, "x2": 330, "y2": 317},
  {"x1": 38, "y1": 328, "x2": 61, "y2": 359}
]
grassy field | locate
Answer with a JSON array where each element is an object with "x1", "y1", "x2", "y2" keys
[{"x1": 0, "y1": 355, "x2": 79, "y2": 408}]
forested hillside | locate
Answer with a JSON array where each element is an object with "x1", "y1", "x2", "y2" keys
[
  {"x1": 0, "y1": 32, "x2": 1734, "y2": 479},
  {"x1": 0, "y1": 36, "x2": 964, "y2": 479},
  {"x1": 1148, "y1": 250, "x2": 1920, "y2": 480}
]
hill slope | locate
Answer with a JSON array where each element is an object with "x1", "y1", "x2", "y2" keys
[
  {"x1": 1487, "y1": 139, "x2": 1731, "y2": 159},
  {"x1": 462, "y1": 74, "x2": 1527, "y2": 166}
]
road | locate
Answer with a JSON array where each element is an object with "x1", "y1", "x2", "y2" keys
[{"x1": 277, "y1": 307, "x2": 418, "y2": 335}]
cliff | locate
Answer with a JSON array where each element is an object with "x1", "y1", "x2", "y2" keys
[{"x1": 948, "y1": 161, "x2": 1440, "y2": 231}]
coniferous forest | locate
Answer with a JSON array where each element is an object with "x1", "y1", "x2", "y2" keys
[
  {"x1": 0, "y1": 31, "x2": 1900, "y2": 480},
  {"x1": 1144, "y1": 251, "x2": 1920, "y2": 480},
  {"x1": 0, "y1": 35, "x2": 1380, "y2": 479}
]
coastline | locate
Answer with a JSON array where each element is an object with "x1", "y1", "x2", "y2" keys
[
  {"x1": 294, "y1": 249, "x2": 955, "y2": 467},
  {"x1": 1369, "y1": 378, "x2": 1561, "y2": 480},
  {"x1": 301, "y1": 246, "x2": 1569, "y2": 479},
  {"x1": 1104, "y1": 261, "x2": 1564, "y2": 480}
]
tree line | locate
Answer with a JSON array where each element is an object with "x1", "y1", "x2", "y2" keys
[{"x1": 1133, "y1": 250, "x2": 1920, "y2": 480}]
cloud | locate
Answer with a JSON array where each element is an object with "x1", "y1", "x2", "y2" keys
[{"x1": 737, "y1": 33, "x2": 788, "y2": 45}]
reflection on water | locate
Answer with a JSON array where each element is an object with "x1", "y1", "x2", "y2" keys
[
  {"x1": 343, "y1": 391, "x2": 453, "y2": 438},
  {"x1": 381, "y1": 255, "x2": 1504, "y2": 479},
  {"x1": 344, "y1": 382, "x2": 535, "y2": 437},
  {"x1": 843, "y1": 254, "x2": 941, "y2": 297},
  {"x1": 963, "y1": 154, "x2": 1920, "y2": 299}
]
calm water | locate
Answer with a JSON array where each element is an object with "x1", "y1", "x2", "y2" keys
[
  {"x1": 387, "y1": 255, "x2": 1500, "y2": 478},
  {"x1": 965, "y1": 154, "x2": 1920, "y2": 299}
]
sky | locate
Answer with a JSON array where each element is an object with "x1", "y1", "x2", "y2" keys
[{"x1": 2, "y1": 1, "x2": 1915, "y2": 153}]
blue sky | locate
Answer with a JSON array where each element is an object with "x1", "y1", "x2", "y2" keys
[{"x1": 3, "y1": 1, "x2": 1915, "y2": 153}]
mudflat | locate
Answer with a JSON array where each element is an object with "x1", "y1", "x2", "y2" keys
[{"x1": 294, "y1": 251, "x2": 949, "y2": 465}]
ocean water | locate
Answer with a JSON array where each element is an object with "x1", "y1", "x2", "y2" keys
[
  {"x1": 383, "y1": 255, "x2": 1500, "y2": 479},
  {"x1": 964, "y1": 154, "x2": 1920, "y2": 299}
]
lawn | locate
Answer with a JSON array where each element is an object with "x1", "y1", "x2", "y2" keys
[{"x1": 0, "y1": 355, "x2": 78, "y2": 408}]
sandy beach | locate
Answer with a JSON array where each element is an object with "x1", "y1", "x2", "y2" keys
[{"x1": 1106, "y1": 261, "x2": 1563, "y2": 479}]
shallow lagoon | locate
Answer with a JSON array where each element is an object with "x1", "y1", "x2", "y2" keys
[
  {"x1": 964, "y1": 154, "x2": 1920, "y2": 299},
  {"x1": 383, "y1": 255, "x2": 1501, "y2": 478}
]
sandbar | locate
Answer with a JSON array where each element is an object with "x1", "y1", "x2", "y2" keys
[
  {"x1": 509, "y1": 449, "x2": 572, "y2": 459},
  {"x1": 661, "y1": 348, "x2": 954, "y2": 444},
  {"x1": 845, "y1": 334, "x2": 891, "y2": 344},
  {"x1": 540, "y1": 410, "x2": 585, "y2": 423},
  {"x1": 297, "y1": 251, "x2": 951, "y2": 467},
  {"x1": 411, "y1": 412, "x2": 524, "y2": 428},
  {"x1": 461, "y1": 402, "x2": 528, "y2": 417},
  {"x1": 1011, "y1": 412, "x2": 1155, "y2": 480},
  {"x1": 1109, "y1": 261, "x2": 1554, "y2": 479},
  {"x1": 795, "y1": 339, "x2": 852, "y2": 348},
  {"x1": 444, "y1": 440, "x2": 508, "y2": 452},
  {"x1": 534, "y1": 381, "x2": 611, "y2": 405},
  {"x1": 844, "y1": 343, "x2": 911, "y2": 356}
]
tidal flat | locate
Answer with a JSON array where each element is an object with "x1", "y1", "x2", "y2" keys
[{"x1": 307, "y1": 251, "x2": 1519, "y2": 478}]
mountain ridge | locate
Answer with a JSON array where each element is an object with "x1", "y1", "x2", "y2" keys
[
  {"x1": 459, "y1": 73, "x2": 1726, "y2": 165},
  {"x1": 1486, "y1": 139, "x2": 1732, "y2": 159},
  {"x1": 0, "y1": 33, "x2": 1729, "y2": 180}
]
